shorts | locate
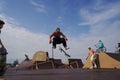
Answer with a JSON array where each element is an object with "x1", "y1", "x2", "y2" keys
[{"x1": 90, "y1": 54, "x2": 96, "y2": 61}]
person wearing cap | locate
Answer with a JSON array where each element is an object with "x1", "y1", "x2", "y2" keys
[{"x1": 49, "y1": 27, "x2": 68, "y2": 50}]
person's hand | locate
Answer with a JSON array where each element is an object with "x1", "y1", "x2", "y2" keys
[
  {"x1": 64, "y1": 37, "x2": 68, "y2": 41},
  {"x1": 66, "y1": 38, "x2": 68, "y2": 41}
]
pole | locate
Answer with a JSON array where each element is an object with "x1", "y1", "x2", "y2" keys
[{"x1": 52, "y1": 47, "x2": 54, "y2": 59}]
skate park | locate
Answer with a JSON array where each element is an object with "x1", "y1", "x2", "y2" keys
[
  {"x1": 0, "y1": 43, "x2": 120, "y2": 80},
  {"x1": 0, "y1": 29, "x2": 120, "y2": 79},
  {"x1": 12, "y1": 43, "x2": 120, "y2": 70},
  {"x1": 1, "y1": 52, "x2": 120, "y2": 80},
  {"x1": 11, "y1": 49, "x2": 120, "y2": 70}
]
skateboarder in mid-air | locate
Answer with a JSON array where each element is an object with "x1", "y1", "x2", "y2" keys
[
  {"x1": 49, "y1": 27, "x2": 69, "y2": 50},
  {"x1": 0, "y1": 20, "x2": 8, "y2": 76}
]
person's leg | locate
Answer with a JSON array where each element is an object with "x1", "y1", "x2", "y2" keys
[
  {"x1": 0, "y1": 54, "x2": 6, "y2": 76},
  {"x1": 93, "y1": 54, "x2": 97, "y2": 68},
  {"x1": 92, "y1": 61, "x2": 94, "y2": 67},
  {"x1": 90, "y1": 55, "x2": 97, "y2": 69},
  {"x1": 53, "y1": 38, "x2": 61, "y2": 48},
  {"x1": 52, "y1": 38, "x2": 57, "y2": 48},
  {"x1": 99, "y1": 47, "x2": 102, "y2": 53},
  {"x1": 60, "y1": 38, "x2": 67, "y2": 49},
  {"x1": 93, "y1": 61, "x2": 97, "y2": 68}
]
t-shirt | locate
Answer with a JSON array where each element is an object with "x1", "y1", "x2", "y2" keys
[
  {"x1": 50, "y1": 31, "x2": 65, "y2": 38},
  {"x1": 98, "y1": 41, "x2": 104, "y2": 48}
]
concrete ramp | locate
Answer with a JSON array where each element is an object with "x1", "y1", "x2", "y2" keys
[
  {"x1": 17, "y1": 60, "x2": 34, "y2": 70},
  {"x1": 83, "y1": 53, "x2": 120, "y2": 69}
]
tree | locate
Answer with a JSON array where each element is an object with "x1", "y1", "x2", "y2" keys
[{"x1": 13, "y1": 59, "x2": 19, "y2": 67}]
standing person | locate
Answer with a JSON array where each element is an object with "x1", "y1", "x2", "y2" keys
[
  {"x1": 0, "y1": 19, "x2": 8, "y2": 76},
  {"x1": 49, "y1": 27, "x2": 68, "y2": 50},
  {"x1": 97, "y1": 40, "x2": 104, "y2": 52},
  {"x1": 24, "y1": 54, "x2": 30, "y2": 61},
  {"x1": 86, "y1": 47, "x2": 97, "y2": 69}
]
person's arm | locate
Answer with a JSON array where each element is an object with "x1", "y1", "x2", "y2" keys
[
  {"x1": 49, "y1": 32, "x2": 54, "y2": 44},
  {"x1": 0, "y1": 39, "x2": 4, "y2": 48},
  {"x1": 0, "y1": 39, "x2": 7, "y2": 54},
  {"x1": 61, "y1": 32, "x2": 68, "y2": 41}
]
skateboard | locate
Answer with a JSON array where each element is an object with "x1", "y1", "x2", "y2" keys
[{"x1": 59, "y1": 47, "x2": 70, "y2": 58}]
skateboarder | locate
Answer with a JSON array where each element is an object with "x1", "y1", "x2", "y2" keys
[
  {"x1": 97, "y1": 40, "x2": 104, "y2": 52},
  {"x1": 49, "y1": 27, "x2": 68, "y2": 50},
  {"x1": 86, "y1": 47, "x2": 97, "y2": 69},
  {"x1": 0, "y1": 19, "x2": 8, "y2": 76}
]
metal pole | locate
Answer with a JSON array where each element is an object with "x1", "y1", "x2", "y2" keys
[{"x1": 52, "y1": 47, "x2": 54, "y2": 59}]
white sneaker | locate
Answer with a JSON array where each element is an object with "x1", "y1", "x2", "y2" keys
[{"x1": 94, "y1": 64, "x2": 97, "y2": 68}]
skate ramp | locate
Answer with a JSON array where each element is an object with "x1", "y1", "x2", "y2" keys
[
  {"x1": 16, "y1": 60, "x2": 34, "y2": 70},
  {"x1": 99, "y1": 53, "x2": 120, "y2": 68},
  {"x1": 32, "y1": 51, "x2": 48, "y2": 61},
  {"x1": 83, "y1": 54, "x2": 95, "y2": 69},
  {"x1": 83, "y1": 53, "x2": 120, "y2": 69}
]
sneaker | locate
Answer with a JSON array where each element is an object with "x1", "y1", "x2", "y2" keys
[
  {"x1": 94, "y1": 64, "x2": 97, "y2": 68},
  {"x1": 65, "y1": 47, "x2": 69, "y2": 50}
]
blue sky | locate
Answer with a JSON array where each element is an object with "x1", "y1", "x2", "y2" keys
[{"x1": 0, "y1": 0, "x2": 120, "y2": 63}]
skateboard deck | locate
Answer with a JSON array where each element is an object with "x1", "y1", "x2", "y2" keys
[{"x1": 59, "y1": 47, "x2": 70, "y2": 57}]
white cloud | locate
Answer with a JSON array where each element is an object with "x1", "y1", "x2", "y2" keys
[
  {"x1": 56, "y1": 16, "x2": 64, "y2": 26},
  {"x1": 79, "y1": 2, "x2": 120, "y2": 26},
  {"x1": 30, "y1": 0, "x2": 47, "y2": 14},
  {"x1": 0, "y1": 14, "x2": 51, "y2": 63}
]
